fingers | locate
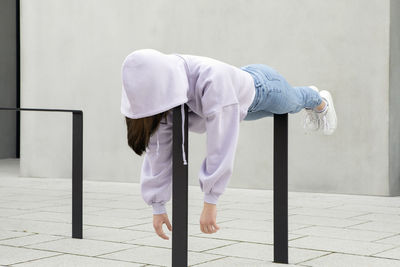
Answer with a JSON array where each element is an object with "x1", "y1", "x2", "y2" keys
[
  {"x1": 153, "y1": 218, "x2": 171, "y2": 240},
  {"x1": 165, "y1": 218, "x2": 172, "y2": 231},
  {"x1": 208, "y1": 225, "x2": 216, "y2": 233},
  {"x1": 154, "y1": 224, "x2": 169, "y2": 240},
  {"x1": 200, "y1": 222, "x2": 220, "y2": 234}
]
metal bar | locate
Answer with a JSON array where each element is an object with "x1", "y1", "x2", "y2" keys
[
  {"x1": 0, "y1": 107, "x2": 83, "y2": 239},
  {"x1": 16, "y1": 0, "x2": 21, "y2": 158},
  {"x1": 273, "y1": 113, "x2": 289, "y2": 263},
  {"x1": 172, "y1": 105, "x2": 188, "y2": 267},
  {"x1": 0, "y1": 107, "x2": 82, "y2": 113},
  {"x1": 72, "y1": 111, "x2": 83, "y2": 239}
]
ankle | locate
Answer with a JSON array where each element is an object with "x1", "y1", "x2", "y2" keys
[{"x1": 314, "y1": 99, "x2": 328, "y2": 113}]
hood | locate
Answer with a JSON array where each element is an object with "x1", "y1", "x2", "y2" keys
[
  {"x1": 121, "y1": 48, "x2": 188, "y2": 165},
  {"x1": 121, "y1": 48, "x2": 188, "y2": 119}
]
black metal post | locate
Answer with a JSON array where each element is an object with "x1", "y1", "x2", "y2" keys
[
  {"x1": 72, "y1": 111, "x2": 83, "y2": 239},
  {"x1": 172, "y1": 105, "x2": 188, "y2": 267},
  {"x1": 16, "y1": 0, "x2": 21, "y2": 158},
  {"x1": 0, "y1": 107, "x2": 83, "y2": 239},
  {"x1": 273, "y1": 113, "x2": 288, "y2": 264}
]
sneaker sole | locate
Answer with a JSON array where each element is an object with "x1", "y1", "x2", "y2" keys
[{"x1": 319, "y1": 90, "x2": 337, "y2": 135}]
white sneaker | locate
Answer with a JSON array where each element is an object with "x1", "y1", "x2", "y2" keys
[
  {"x1": 303, "y1": 86, "x2": 320, "y2": 132},
  {"x1": 317, "y1": 90, "x2": 337, "y2": 135}
]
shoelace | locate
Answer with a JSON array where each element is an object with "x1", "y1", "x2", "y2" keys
[
  {"x1": 303, "y1": 109, "x2": 319, "y2": 130},
  {"x1": 303, "y1": 100, "x2": 330, "y2": 132},
  {"x1": 319, "y1": 111, "x2": 330, "y2": 131}
]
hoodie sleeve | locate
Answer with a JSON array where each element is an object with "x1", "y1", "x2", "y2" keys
[
  {"x1": 199, "y1": 103, "x2": 241, "y2": 204},
  {"x1": 140, "y1": 117, "x2": 173, "y2": 215}
]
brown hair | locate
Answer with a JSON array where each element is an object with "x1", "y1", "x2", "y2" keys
[{"x1": 125, "y1": 110, "x2": 170, "y2": 156}]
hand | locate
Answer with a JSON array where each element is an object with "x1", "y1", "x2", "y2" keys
[
  {"x1": 153, "y1": 213, "x2": 172, "y2": 240},
  {"x1": 200, "y1": 202, "x2": 220, "y2": 234}
]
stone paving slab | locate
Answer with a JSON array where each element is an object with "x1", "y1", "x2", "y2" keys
[
  {"x1": 301, "y1": 252, "x2": 400, "y2": 267},
  {"x1": 217, "y1": 218, "x2": 311, "y2": 232},
  {"x1": 288, "y1": 207, "x2": 366, "y2": 218},
  {"x1": 11, "y1": 254, "x2": 144, "y2": 267},
  {"x1": 0, "y1": 233, "x2": 64, "y2": 246},
  {"x1": 374, "y1": 234, "x2": 400, "y2": 245},
  {"x1": 291, "y1": 225, "x2": 393, "y2": 242},
  {"x1": 0, "y1": 160, "x2": 400, "y2": 267},
  {"x1": 0, "y1": 230, "x2": 31, "y2": 241},
  {"x1": 0, "y1": 201, "x2": 66, "y2": 211},
  {"x1": 33, "y1": 204, "x2": 110, "y2": 214},
  {"x1": 203, "y1": 242, "x2": 329, "y2": 264},
  {"x1": 9, "y1": 211, "x2": 72, "y2": 224},
  {"x1": 289, "y1": 236, "x2": 395, "y2": 256},
  {"x1": 125, "y1": 235, "x2": 238, "y2": 252},
  {"x1": 83, "y1": 226, "x2": 153, "y2": 243},
  {"x1": 0, "y1": 245, "x2": 59, "y2": 266},
  {"x1": 373, "y1": 246, "x2": 400, "y2": 260},
  {"x1": 288, "y1": 214, "x2": 365, "y2": 228},
  {"x1": 194, "y1": 227, "x2": 303, "y2": 244},
  {"x1": 349, "y1": 221, "x2": 400, "y2": 233},
  {"x1": 217, "y1": 209, "x2": 274, "y2": 220},
  {"x1": 0, "y1": 218, "x2": 91, "y2": 237},
  {"x1": 194, "y1": 256, "x2": 295, "y2": 266},
  {"x1": 99, "y1": 246, "x2": 223, "y2": 266},
  {"x1": 125, "y1": 222, "x2": 205, "y2": 236},
  {"x1": 26, "y1": 238, "x2": 137, "y2": 257},
  {"x1": 331, "y1": 204, "x2": 400, "y2": 215},
  {"x1": 350, "y1": 213, "x2": 400, "y2": 222}
]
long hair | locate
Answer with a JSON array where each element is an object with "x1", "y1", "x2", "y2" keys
[{"x1": 125, "y1": 110, "x2": 170, "y2": 156}]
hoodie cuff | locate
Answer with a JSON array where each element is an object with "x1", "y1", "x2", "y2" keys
[
  {"x1": 204, "y1": 192, "x2": 219, "y2": 204},
  {"x1": 152, "y1": 202, "x2": 167, "y2": 214}
]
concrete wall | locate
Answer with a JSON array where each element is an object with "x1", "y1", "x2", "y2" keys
[
  {"x1": 0, "y1": 0, "x2": 17, "y2": 159},
  {"x1": 20, "y1": 0, "x2": 399, "y2": 196}
]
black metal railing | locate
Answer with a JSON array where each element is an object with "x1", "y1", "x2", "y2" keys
[
  {"x1": 172, "y1": 104, "x2": 288, "y2": 266},
  {"x1": 0, "y1": 107, "x2": 83, "y2": 239},
  {"x1": 1, "y1": 105, "x2": 287, "y2": 263}
]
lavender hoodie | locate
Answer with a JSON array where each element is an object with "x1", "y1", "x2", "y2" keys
[{"x1": 121, "y1": 49, "x2": 255, "y2": 214}]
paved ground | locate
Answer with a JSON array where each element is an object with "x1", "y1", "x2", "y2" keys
[{"x1": 0, "y1": 159, "x2": 400, "y2": 266}]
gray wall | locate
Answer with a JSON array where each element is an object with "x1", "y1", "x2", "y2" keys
[
  {"x1": 0, "y1": 0, "x2": 17, "y2": 159},
  {"x1": 20, "y1": 0, "x2": 399, "y2": 196}
]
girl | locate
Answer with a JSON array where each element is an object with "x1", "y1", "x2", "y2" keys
[{"x1": 121, "y1": 49, "x2": 337, "y2": 240}]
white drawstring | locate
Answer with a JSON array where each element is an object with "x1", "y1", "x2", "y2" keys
[
  {"x1": 156, "y1": 131, "x2": 160, "y2": 156},
  {"x1": 181, "y1": 104, "x2": 187, "y2": 165}
]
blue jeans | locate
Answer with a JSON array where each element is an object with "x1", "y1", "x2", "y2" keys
[{"x1": 241, "y1": 64, "x2": 322, "y2": 121}]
